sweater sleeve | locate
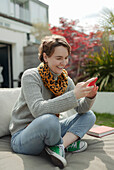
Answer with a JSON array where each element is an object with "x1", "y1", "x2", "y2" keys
[{"x1": 21, "y1": 70, "x2": 79, "y2": 118}]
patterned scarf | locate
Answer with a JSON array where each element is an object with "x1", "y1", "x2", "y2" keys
[
  {"x1": 38, "y1": 63, "x2": 68, "y2": 117},
  {"x1": 38, "y1": 62, "x2": 68, "y2": 96}
]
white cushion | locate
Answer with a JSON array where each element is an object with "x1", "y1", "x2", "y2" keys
[{"x1": 0, "y1": 88, "x2": 20, "y2": 137}]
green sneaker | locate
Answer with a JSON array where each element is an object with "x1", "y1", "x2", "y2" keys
[
  {"x1": 45, "y1": 144, "x2": 67, "y2": 168},
  {"x1": 66, "y1": 140, "x2": 87, "y2": 153}
]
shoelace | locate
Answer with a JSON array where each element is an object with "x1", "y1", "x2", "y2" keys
[
  {"x1": 57, "y1": 144, "x2": 65, "y2": 158},
  {"x1": 69, "y1": 141, "x2": 80, "y2": 148}
]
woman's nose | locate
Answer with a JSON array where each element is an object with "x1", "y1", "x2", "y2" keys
[{"x1": 61, "y1": 59, "x2": 67, "y2": 65}]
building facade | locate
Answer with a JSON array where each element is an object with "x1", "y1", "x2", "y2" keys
[{"x1": 0, "y1": 0, "x2": 48, "y2": 87}]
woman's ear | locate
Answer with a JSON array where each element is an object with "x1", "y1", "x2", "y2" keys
[{"x1": 43, "y1": 53, "x2": 48, "y2": 63}]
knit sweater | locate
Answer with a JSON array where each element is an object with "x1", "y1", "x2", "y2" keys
[{"x1": 9, "y1": 68, "x2": 95, "y2": 135}]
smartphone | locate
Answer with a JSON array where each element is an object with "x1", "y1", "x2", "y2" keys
[{"x1": 88, "y1": 77, "x2": 98, "y2": 86}]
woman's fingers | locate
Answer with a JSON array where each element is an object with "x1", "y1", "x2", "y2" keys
[
  {"x1": 85, "y1": 86, "x2": 94, "y2": 90},
  {"x1": 74, "y1": 78, "x2": 98, "y2": 99},
  {"x1": 83, "y1": 86, "x2": 94, "y2": 95},
  {"x1": 84, "y1": 77, "x2": 97, "y2": 87}
]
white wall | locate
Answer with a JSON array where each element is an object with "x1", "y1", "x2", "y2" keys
[
  {"x1": 0, "y1": 26, "x2": 27, "y2": 86},
  {"x1": 0, "y1": 15, "x2": 32, "y2": 33},
  {"x1": 91, "y1": 92, "x2": 114, "y2": 115},
  {"x1": 0, "y1": 15, "x2": 36, "y2": 87}
]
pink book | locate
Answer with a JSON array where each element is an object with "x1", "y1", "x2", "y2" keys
[{"x1": 87, "y1": 125, "x2": 114, "y2": 138}]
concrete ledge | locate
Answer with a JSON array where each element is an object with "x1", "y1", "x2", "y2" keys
[{"x1": 91, "y1": 92, "x2": 114, "y2": 115}]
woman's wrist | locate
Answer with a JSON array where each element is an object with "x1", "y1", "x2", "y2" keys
[{"x1": 86, "y1": 94, "x2": 96, "y2": 99}]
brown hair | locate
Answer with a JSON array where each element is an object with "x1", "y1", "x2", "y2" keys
[{"x1": 38, "y1": 34, "x2": 71, "y2": 62}]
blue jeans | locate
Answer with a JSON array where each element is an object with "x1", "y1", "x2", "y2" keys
[{"x1": 11, "y1": 110, "x2": 96, "y2": 155}]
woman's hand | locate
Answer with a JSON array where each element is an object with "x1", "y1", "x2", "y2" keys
[
  {"x1": 86, "y1": 84, "x2": 98, "y2": 99},
  {"x1": 74, "y1": 78, "x2": 98, "y2": 100}
]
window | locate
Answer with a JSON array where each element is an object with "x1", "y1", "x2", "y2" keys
[
  {"x1": 30, "y1": 1, "x2": 48, "y2": 24},
  {"x1": 0, "y1": 0, "x2": 9, "y2": 15},
  {"x1": 10, "y1": 0, "x2": 30, "y2": 22}
]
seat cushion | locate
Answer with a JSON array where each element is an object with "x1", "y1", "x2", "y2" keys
[
  {"x1": 0, "y1": 133, "x2": 114, "y2": 170},
  {"x1": 0, "y1": 88, "x2": 20, "y2": 137}
]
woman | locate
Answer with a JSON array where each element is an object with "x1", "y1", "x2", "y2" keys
[{"x1": 9, "y1": 35, "x2": 98, "y2": 168}]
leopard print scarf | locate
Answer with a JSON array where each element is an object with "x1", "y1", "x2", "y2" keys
[{"x1": 38, "y1": 62, "x2": 68, "y2": 97}]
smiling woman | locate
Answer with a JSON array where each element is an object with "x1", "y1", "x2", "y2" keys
[{"x1": 9, "y1": 34, "x2": 98, "y2": 169}]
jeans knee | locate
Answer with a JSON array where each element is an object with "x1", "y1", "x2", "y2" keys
[
  {"x1": 42, "y1": 114, "x2": 61, "y2": 135},
  {"x1": 87, "y1": 110, "x2": 96, "y2": 125},
  {"x1": 42, "y1": 114, "x2": 61, "y2": 145}
]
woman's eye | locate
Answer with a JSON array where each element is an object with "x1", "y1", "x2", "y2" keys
[
  {"x1": 56, "y1": 58, "x2": 61, "y2": 60},
  {"x1": 56, "y1": 57, "x2": 68, "y2": 60}
]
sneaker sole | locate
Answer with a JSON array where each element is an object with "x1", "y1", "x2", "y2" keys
[
  {"x1": 45, "y1": 147, "x2": 67, "y2": 168},
  {"x1": 71, "y1": 141, "x2": 88, "y2": 153}
]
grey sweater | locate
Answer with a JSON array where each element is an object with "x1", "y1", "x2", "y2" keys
[{"x1": 9, "y1": 68, "x2": 95, "y2": 135}]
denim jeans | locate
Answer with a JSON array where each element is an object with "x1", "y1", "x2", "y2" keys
[{"x1": 11, "y1": 110, "x2": 96, "y2": 155}]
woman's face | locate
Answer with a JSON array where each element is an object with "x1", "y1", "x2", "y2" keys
[{"x1": 43, "y1": 46, "x2": 69, "y2": 74}]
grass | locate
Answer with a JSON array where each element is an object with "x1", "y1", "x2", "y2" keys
[{"x1": 94, "y1": 112, "x2": 114, "y2": 127}]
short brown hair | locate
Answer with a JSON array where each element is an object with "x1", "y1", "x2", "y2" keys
[{"x1": 38, "y1": 35, "x2": 71, "y2": 62}]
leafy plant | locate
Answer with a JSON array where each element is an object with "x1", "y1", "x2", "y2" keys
[
  {"x1": 85, "y1": 46, "x2": 114, "y2": 91},
  {"x1": 99, "y1": 8, "x2": 114, "y2": 34},
  {"x1": 31, "y1": 22, "x2": 51, "y2": 41}
]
